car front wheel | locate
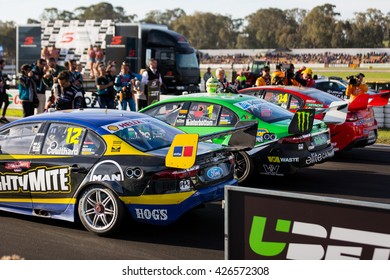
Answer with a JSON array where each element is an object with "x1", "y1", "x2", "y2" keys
[
  {"x1": 234, "y1": 151, "x2": 254, "y2": 185},
  {"x1": 78, "y1": 185, "x2": 124, "y2": 236}
]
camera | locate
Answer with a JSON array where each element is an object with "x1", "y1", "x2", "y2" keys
[
  {"x1": 1, "y1": 74, "x2": 11, "y2": 90},
  {"x1": 347, "y1": 75, "x2": 357, "y2": 85}
]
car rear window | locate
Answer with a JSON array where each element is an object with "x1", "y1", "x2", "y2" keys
[
  {"x1": 303, "y1": 88, "x2": 341, "y2": 105},
  {"x1": 105, "y1": 118, "x2": 183, "y2": 152},
  {"x1": 234, "y1": 98, "x2": 293, "y2": 123}
]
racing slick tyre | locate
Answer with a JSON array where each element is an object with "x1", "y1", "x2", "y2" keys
[
  {"x1": 78, "y1": 185, "x2": 125, "y2": 236},
  {"x1": 234, "y1": 151, "x2": 254, "y2": 185}
]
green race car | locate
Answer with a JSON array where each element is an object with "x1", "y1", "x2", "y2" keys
[{"x1": 141, "y1": 93, "x2": 334, "y2": 184}]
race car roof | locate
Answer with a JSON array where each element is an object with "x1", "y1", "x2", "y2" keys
[{"x1": 7, "y1": 109, "x2": 153, "y2": 132}]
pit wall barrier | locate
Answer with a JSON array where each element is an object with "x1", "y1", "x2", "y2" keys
[{"x1": 374, "y1": 103, "x2": 390, "y2": 129}]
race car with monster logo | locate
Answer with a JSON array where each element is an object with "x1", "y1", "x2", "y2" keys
[
  {"x1": 238, "y1": 85, "x2": 389, "y2": 152},
  {"x1": 0, "y1": 109, "x2": 256, "y2": 236},
  {"x1": 140, "y1": 93, "x2": 338, "y2": 184}
]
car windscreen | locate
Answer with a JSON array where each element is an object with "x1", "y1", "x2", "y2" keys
[
  {"x1": 105, "y1": 118, "x2": 184, "y2": 152},
  {"x1": 234, "y1": 98, "x2": 293, "y2": 123},
  {"x1": 303, "y1": 88, "x2": 342, "y2": 105}
]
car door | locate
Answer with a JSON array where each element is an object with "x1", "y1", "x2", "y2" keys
[
  {"x1": 0, "y1": 122, "x2": 43, "y2": 211},
  {"x1": 29, "y1": 122, "x2": 104, "y2": 213}
]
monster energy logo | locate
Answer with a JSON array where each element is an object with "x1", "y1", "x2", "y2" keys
[{"x1": 296, "y1": 111, "x2": 311, "y2": 132}]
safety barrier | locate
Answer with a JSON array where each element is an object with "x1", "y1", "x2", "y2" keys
[{"x1": 374, "y1": 103, "x2": 390, "y2": 129}]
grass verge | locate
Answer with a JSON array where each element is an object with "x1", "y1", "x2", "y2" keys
[{"x1": 378, "y1": 128, "x2": 390, "y2": 145}]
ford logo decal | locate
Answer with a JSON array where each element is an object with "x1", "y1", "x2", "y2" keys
[{"x1": 207, "y1": 167, "x2": 224, "y2": 179}]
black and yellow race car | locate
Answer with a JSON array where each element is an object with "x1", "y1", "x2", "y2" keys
[{"x1": 0, "y1": 109, "x2": 255, "y2": 236}]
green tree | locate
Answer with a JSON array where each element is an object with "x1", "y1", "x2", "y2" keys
[
  {"x1": 244, "y1": 8, "x2": 301, "y2": 49},
  {"x1": 172, "y1": 12, "x2": 238, "y2": 49},
  {"x1": 351, "y1": 9, "x2": 385, "y2": 47},
  {"x1": 0, "y1": 21, "x2": 16, "y2": 61},
  {"x1": 142, "y1": 8, "x2": 186, "y2": 29},
  {"x1": 300, "y1": 4, "x2": 340, "y2": 48}
]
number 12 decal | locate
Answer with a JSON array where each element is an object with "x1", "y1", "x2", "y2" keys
[{"x1": 66, "y1": 127, "x2": 82, "y2": 144}]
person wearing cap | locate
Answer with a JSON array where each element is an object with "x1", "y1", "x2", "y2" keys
[
  {"x1": 203, "y1": 67, "x2": 213, "y2": 92},
  {"x1": 206, "y1": 77, "x2": 220, "y2": 93},
  {"x1": 234, "y1": 69, "x2": 247, "y2": 90},
  {"x1": 294, "y1": 66, "x2": 315, "y2": 87},
  {"x1": 271, "y1": 64, "x2": 285, "y2": 85},
  {"x1": 255, "y1": 66, "x2": 271, "y2": 86},
  {"x1": 345, "y1": 73, "x2": 368, "y2": 102}
]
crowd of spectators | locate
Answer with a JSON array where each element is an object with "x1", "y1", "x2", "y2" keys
[{"x1": 200, "y1": 51, "x2": 390, "y2": 66}]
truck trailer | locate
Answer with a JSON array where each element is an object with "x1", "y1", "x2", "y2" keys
[{"x1": 16, "y1": 20, "x2": 200, "y2": 94}]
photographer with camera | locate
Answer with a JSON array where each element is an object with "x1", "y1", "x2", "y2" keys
[
  {"x1": 345, "y1": 73, "x2": 368, "y2": 102},
  {"x1": 96, "y1": 63, "x2": 116, "y2": 109},
  {"x1": 18, "y1": 64, "x2": 38, "y2": 117},
  {"x1": 114, "y1": 62, "x2": 141, "y2": 111},
  {"x1": 0, "y1": 59, "x2": 10, "y2": 122}
]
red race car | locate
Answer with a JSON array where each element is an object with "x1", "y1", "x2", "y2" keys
[{"x1": 239, "y1": 85, "x2": 389, "y2": 152}]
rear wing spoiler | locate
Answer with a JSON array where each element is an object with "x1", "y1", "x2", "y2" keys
[
  {"x1": 348, "y1": 91, "x2": 390, "y2": 111},
  {"x1": 323, "y1": 101, "x2": 348, "y2": 124},
  {"x1": 166, "y1": 121, "x2": 258, "y2": 169},
  {"x1": 198, "y1": 121, "x2": 258, "y2": 151}
]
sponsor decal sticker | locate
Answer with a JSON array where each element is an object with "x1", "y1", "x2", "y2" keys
[
  {"x1": 262, "y1": 164, "x2": 280, "y2": 175},
  {"x1": 90, "y1": 160, "x2": 124, "y2": 182},
  {"x1": 135, "y1": 208, "x2": 168, "y2": 221},
  {"x1": 0, "y1": 166, "x2": 70, "y2": 193},
  {"x1": 173, "y1": 146, "x2": 193, "y2": 157},
  {"x1": 206, "y1": 167, "x2": 224, "y2": 180},
  {"x1": 297, "y1": 111, "x2": 311, "y2": 132},
  {"x1": 249, "y1": 216, "x2": 390, "y2": 260},
  {"x1": 5, "y1": 161, "x2": 31, "y2": 172}
]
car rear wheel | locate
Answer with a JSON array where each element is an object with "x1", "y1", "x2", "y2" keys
[
  {"x1": 78, "y1": 185, "x2": 124, "y2": 236},
  {"x1": 234, "y1": 151, "x2": 254, "y2": 185}
]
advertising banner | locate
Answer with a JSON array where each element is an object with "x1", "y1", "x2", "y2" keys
[
  {"x1": 17, "y1": 25, "x2": 41, "y2": 71},
  {"x1": 147, "y1": 80, "x2": 160, "y2": 105},
  {"x1": 225, "y1": 186, "x2": 390, "y2": 260}
]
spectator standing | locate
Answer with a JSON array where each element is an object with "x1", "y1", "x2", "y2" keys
[
  {"x1": 53, "y1": 70, "x2": 84, "y2": 110},
  {"x1": 18, "y1": 64, "x2": 37, "y2": 117},
  {"x1": 115, "y1": 63, "x2": 141, "y2": 111},
  {"x1": 96, "y1": 63, "x2": 116, "y2": 109},
  {"x1": 0, "y1": 59, "x2": 10, "y2": 122},
  {"x1": 271, "y1": 64, "x2": 285, "y2": 85},
  {"x1": 215, "y1": 67, "x2": 229, "y2": 92},
  {"x1": 294, "y1": 67, "x2": 316, "y2": 87},
  {"x1": 44, "y1": 57, "x2": 67, "y2": 89},
  {"x1": 234, "y1": 70, "x2": 247, "y2": 90},
  {"x1": 49, "y1": 45, "x2": 60, "y2": 60},
  {"x1": 41, "y1": 46, "x2": 50, "y2": 61},
  {"x1": 203, "y1": 67, "x2": 213, "y2": 92},
  {"x1": 32, "y1": 58, "x2": 48, "y2": 114},
  {"x1": 135, "y1": 68, "x2": 147, "y2": 110},
  {"x1": 141, "y1": 58, "x2": 163, "y2": 105},
  {"x1": 94, "y1": 45, "x2": 105, "y2": 72},
  {"x1": 345, "y1": 73, "x2": 368, "y2": 102},
  {"x1": 284, "y1": 64, "x2": 300, "y2": 86},
  {"x1": 87, "y1": 45, "x2": 96, "y2": 78},
  {"x1": 255, "y1": 66, "x2": 271, "y2": 86},
  {"x1": 68, "y1": 59, "x2": 86, "y2": 107}
]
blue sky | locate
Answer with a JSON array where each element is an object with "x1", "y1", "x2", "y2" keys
[{"x1": 1, "y1": 0, "x2": 388, "y2": 24}]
